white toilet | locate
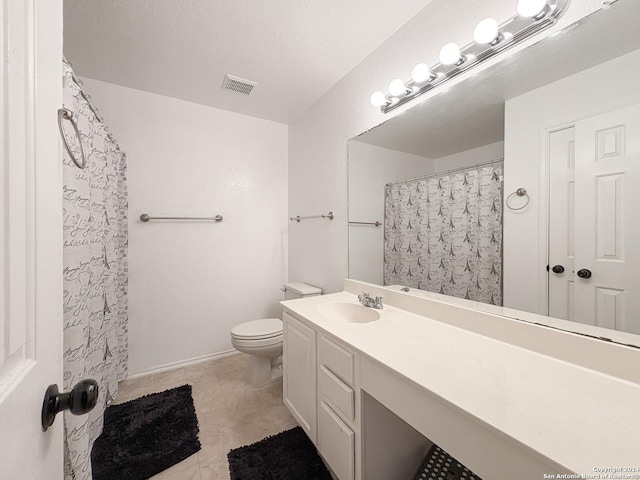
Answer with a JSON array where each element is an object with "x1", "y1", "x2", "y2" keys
[{"x1": 230, "y1": 282, "x2": 322, "y2": 387}]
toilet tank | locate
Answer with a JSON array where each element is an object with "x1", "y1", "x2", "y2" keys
[{"x1": 283, "y1": 282, "x2": 322, "y2": 300}]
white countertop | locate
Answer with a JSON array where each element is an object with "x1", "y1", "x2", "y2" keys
[{"x1": 281, "y1": 291, "x2": 640, "y2": 475}]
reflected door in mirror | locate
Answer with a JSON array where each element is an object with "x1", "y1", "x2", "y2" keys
[{"x1": 548, "y1": 103, "x2": 640, "y2": 334}]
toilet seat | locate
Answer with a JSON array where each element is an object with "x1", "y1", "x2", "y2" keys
[
  {"x1": 231, "y1": 333, "x2": 283, "y2": 349},
  {"x1": 231, "y1": 318, "x2": 283, "y2": 341}
]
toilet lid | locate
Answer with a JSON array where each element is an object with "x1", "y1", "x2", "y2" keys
[{"x1": 231, "y1": 318, "x2": 283, "y2": 339}]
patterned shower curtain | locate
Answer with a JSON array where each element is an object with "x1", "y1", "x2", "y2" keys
[
  {"x1": 383, "y1": 163, "x2": 503, "y2": 305},
  {"x1": 62, "y1": 59, "x2": 128, "y2": 480}
]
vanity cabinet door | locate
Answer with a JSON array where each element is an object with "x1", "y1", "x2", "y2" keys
[
  {"x1": 283, "y1": 312, "x2": 317, "y2": 443},
  {"x1": 318, "y1": 401, "x2": 355, "y2": 480}
]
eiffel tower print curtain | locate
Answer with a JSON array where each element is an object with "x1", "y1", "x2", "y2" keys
[
  {"x1": 62, "y1": 59, "x2": 128, "y2": 480},
  {"x1": 383, "y1": 162, "x2": 503, "y2": 305}
]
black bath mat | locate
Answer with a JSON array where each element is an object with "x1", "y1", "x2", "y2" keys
[
  {"x1": 228, "y1": 426, "x2": 332, "y2": 480},
  {"x1": 412, "y1": 443, "x2": 482, "y2": 480},
  {"x1": 91, "y1": 384, "x2": 201, "y2": 480}
]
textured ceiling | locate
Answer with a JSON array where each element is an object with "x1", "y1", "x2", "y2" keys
[{"x1": 63, "y1": 0, "x2": 431, "y2": 124}]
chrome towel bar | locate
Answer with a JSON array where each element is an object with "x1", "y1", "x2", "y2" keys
[
  {"x1": 349, "y1": 221, "x2": 381, "y2": 227},
  {"x1": 290, "y1": 211, "x2": 334, "y2": 223},
  {"x1": 140, "y1": 214, "x2": 223, "y2": 222}
]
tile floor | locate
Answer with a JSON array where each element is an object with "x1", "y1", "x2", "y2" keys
[{"x1": 112, "y1": 353, "x2": 298, "y2": 480}]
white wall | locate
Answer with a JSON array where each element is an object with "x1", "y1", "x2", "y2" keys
[
  {"x1": 433, "y1": 141, "x2": 503, "y2": 173},
  {"x1": 503, "y1": 49, "x2": 640, "y2": 314},
  {"x1": 80, "y1": 78, "x2": 288, "y2": 375},
  {"x1": 348, "y1": 141, "x2": 433, "y2": 284},
  {"x1": 288, "y1": 0, "x2": 602, "y2": 294}
]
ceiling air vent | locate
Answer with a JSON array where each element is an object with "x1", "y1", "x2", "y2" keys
[{"x1": 221, "y1": 74, "x2": 257, "y2": 96}]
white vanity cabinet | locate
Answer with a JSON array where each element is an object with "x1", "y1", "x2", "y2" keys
[
  {"x1": 281, "y1": 287, "x2": 640, "y2": 480},
  {"x1": 283, "y1": 311, "x2": 317, "y2": 442},
  {"x1": 282, "y1": 311, "x2": 360, "y2": 480}
]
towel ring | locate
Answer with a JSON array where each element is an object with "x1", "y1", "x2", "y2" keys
[
  {"x1": 506, "y1": 188, "x2": 530, "y2": 211},
  {"x1": 58, "y1": 108, "x2": 87, "y2": 169}
]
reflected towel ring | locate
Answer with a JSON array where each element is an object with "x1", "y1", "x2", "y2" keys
[
  {"x1": 506, "y1": 188, "x2": 530, "y2": 211},
  {"x1": 58, "y1": 108, "x2": 87, "y2": 169}
]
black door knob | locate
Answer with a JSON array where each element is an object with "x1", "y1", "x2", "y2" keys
[
  {"x1": 577, "y1": 268, "x2": 592, "y2": 279},
  {"x1": 41, "y1": 379, "x2": 99, "y2": 431},
  {"x1": 551, "y1": 265, "x2": 565, "y2": 274}
]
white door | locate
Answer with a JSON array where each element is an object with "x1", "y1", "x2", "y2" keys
[
  {"x1": 548, "y1": 127, "x2": 576, "y2": 321},
  {"x1": 549, "y1": 104, "x2": 640, "y2": 334},
  {"x1": 0, "y1": 1, "x2": 64, "y2": 479}
]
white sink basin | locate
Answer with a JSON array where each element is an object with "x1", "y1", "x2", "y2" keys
[{"x1": 317, "y1": 302, "x2": 380, "y2": 323}]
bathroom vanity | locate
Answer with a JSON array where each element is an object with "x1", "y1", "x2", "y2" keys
[{"x1": 281, "y1": 279, "x2": 640, "y2": 480}]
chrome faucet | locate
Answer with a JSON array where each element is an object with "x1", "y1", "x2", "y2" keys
[{"x1": 358, "y1": 292, "x2": 384, "y2": 309}]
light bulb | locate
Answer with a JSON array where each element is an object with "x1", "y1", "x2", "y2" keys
[
  {"x1": 439, "y1": 43, "x2": 462, "y2": 66},
  {"x1": 517, "y1": 0, "x2": 548, "y2": 18},
  {"x1": 370, "y1": 91, "x2": 387, "y2": 107},
  {"x1": 411, "y1": 63, "x2": 432, "y2": 83},
  {"x1": 473, "y1": 18, "x2": 500, "y2": 44},
  {"x1": 388, "y1": 79, "x2": 408, "y2": 97}
]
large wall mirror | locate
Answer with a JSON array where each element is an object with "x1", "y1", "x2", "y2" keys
[{"x1": 348, "y1": 0, "x2": 640, "y2": 347}]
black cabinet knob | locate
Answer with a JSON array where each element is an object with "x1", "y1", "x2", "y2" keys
[
  {"x1": 41, "y1": 379, "x2": 99, "y2": 431},
  {"x1": 577, "y1": 268, "x2": 592, "y2": 279},
  {"x1": 551, "y1": 265, "x2": 565, "y2": 274}
]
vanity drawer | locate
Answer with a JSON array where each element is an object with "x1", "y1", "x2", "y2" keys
[
  {"x1": 318, "y1": 401, "x2": 354, "y2": 480},
  {"x1": 319, "y1": 335, "x2": 354, "y2": 386},
  {"x1": 319, "y1": 365, "x2": 354, "y2": 422}
]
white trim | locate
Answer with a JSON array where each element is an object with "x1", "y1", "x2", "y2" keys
[
  {"x1": 126, "y1": 349, "x2": 239, "y2": 379},
  {"x1": 536, "y1": 126, "x2": 550, "y2": 316}
]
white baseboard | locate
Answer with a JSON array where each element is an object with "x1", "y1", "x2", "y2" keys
[{"x1": 126, "y1": 349, "x2": 240, "y2": 380}]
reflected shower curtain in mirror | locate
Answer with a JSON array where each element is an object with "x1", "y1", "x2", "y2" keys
[
  {"x1": 62, "y1": 59, "x2": 128, "y2": 480},
  {"x1": 383, "y1": 163, "x2": 503, "y2": 305}
]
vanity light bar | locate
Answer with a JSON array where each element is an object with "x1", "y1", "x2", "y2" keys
[{"x1": 371, "y1": 0, "x2": 571, "y2": 114}]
